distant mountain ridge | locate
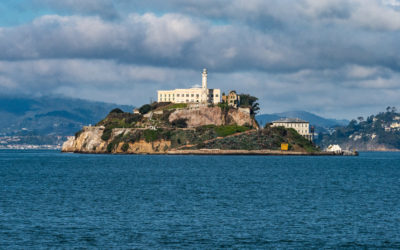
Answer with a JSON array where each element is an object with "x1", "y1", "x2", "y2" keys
[
  {"x1": 256, "y1": 111, "x2": 349, "y2": 129},
  {"x1": 0, "y1": 95, "x2": 134, "y2": 137}
]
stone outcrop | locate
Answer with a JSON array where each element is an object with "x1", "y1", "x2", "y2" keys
[
  {"x1": 168, "y1": 106, "x2": 258, "y2": 128},
  {"x1": 62, "y1": 126, "x2": 107, "y2": 153},
  {"x1": 62, "y1": 126, "x2": 171, "y2": 154}
]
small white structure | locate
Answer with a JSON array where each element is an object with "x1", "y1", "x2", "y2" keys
[
  {"x1": 271, "y1": 118, "x2": 313, "y2": 141},
  {"x1": 157, "y1": 68, "x2": 221, "y2": 104},
  {"x1": 326, "y1": 144, "x2": 342, "y2": 154},
  {"x1": 390, "y1": 122, "x2": 400, "y2": 129}
]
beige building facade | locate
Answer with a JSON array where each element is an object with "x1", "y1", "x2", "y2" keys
[
  {"x1": 271, "y1": 118, "x2": 313, "y2": 141},
  {"x1": 222, "y1": 91, "x2": 240, "y2": 108},
  {"x1": 157, "y1": 69, "x2": 221, "y2": 104}
]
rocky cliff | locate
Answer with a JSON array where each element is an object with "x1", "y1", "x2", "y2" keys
[
  {"x1": 62, "y1": 126, "x2": 171, "y2": 154},
  {"x1": 168, "y1": 106, "x2": 258, "y2": 128}
]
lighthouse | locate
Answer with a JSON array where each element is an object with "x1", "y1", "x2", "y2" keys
[
  {"x1": 202, "y1": 68, "x2": 208, "y2": 89},
  {"x1": 201, "y1": 68, "x2": 208, "y2": 103}
]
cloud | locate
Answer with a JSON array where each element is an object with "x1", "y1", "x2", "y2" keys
[
  {"x1": 1, "y1": 1, "x2": 400, "y2": 118},
  {"x1": 2, "y1": 11, "x2": 399, "y2": 73},
  {"x1": 32, "y1": 0, "x2": 120, "y2": 19}
]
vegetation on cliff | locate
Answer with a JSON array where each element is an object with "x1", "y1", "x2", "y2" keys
[
  {"x1": 317, "y1": 107, "x2": 400, "y2": 150},
  {"x1": 188, "y1": 126, "x2": 317, "y2": 152},
  {"x1": 239, "y1": 94, "x2": 260, "y2": 115}
]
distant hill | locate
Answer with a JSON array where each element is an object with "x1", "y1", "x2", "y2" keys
[
  {"x1": 256, "y1": 111, "x2": 349, "y2": 131},
  {"x1": 318, "y1": 108, "x2": 400, "y2": 151},
  {"x1": 0, "y1": 95, "x2": 134, "y2": 137}
]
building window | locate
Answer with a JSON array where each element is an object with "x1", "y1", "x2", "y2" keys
[
  {"x1": 191, "y1": 94, "x2": 194, "y2": 97},
  {"x1": 216, "y1": 94, "x2": 219, "y2": 97},
  {"x1": 196, "y1": 94, "x2": 199, "y2": 97},
  {"x1": 186, "y1": 94, "x2": 189, "y2": 97},
  {"x1": 177, "y1": 94, "x2": 180, "y2": 97}
]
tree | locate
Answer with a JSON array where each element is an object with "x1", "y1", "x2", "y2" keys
[
  {"x1": 386, "y1": 106, "x2": 391, "y2": 112},
  {"x1": 171, "y1": 118, "x2": 188, "y2": 128},
  {"x1": 139, "y1": 104, "x2": 152, "y2": 114},
  {"x1": 110, "y1": 108, "x2": 124, "y2": 114},
  {"x1": 357, "y1": 116, "x2": 364, "y2": 123},
  {"x1": 239, "y1": 94, "x2": 260, "y2": 115}
]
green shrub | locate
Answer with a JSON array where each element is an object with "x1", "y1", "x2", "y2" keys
[
  {"x1": 162, "y1": 110, "x2": 174, "y2": 122},
  {"x1": 121, "y1": 143, "x2": 129, "y2": 152},
  {"x1": 168, "y1": 103, "x2": 188, "y2": 109},
  {"x1": 101, "y1": 128, "x2": 113, "y2": 141},
  {"x1": 110, "y1": 108, "x2": 124, "y2": 114},
  {"x1": 106, "y1": 134, "x2": 123, "y2": 153},
  {"x1": 124, "y1": 131, "x2": 142, "y2": 143},
  {"x1": 139, "y1": 104, "x2": 152, "y2": 114},
  {"x1": 106, "y1": 142, "x2": 115, "y2": 153},
  {"x1": 215, "y1": 125, "x2": 249, "y2": 137},
  {"x1": 144, "y1": 129, "x2": 159, "y2": 142},
  {"x1": 125, "y1": 114, "x2": 142, "y2": 124},
  {"x1": 151, "y1": 102, "x2": 171, "y2": 110},
  {"x1": 171, "y1": 118, "x2": 188, "y2": 128},
  {"x1": 75, "y1": 130, "x2": 83, "y2": 139}
]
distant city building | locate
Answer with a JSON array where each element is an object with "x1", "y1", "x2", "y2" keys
[
  {"x1": 222, "y1": 91, "x2": 240, "y2": 108},
  {"x1": 390, "y1": 122, "x2": 400, "y2": 129},
  {"x1": 271, "y1": 118, "x2": 313, "y2": 141},
  {"x1": 157, "y1": 69, "x2": 221, "y2": 104}
]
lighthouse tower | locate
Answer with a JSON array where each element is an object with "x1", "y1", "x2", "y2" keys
[
  {"x1": 201, "y1": 68, "x2": 208, "y2": 103},
  {"x1": 202, "y1": 68, "x2": 208, "y2": 89}
]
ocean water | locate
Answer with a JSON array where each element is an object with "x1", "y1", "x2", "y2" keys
[{"x1": 1, "y1": 150, "x2": 400, "y2": 249}]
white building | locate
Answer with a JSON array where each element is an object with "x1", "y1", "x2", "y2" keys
[
  {"x1": 271, "y1": 118, "x2": 313, "y2": 141},
  {"x1": 327, "y1": 144, "x2": 342, "y2": 154},
  {"x1": 157, "y1": 69, "x2": 221, "y2": 104},
  {"x1": 390, "y1": 122, "x2": 400, "y2": 129}
]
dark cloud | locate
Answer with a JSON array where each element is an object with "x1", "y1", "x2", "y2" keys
[{"x1": 0, "y1": 0, "x2": 400, "y2": 118}]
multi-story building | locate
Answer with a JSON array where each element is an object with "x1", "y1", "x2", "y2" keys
[
  {"x1": 157, "y1": 69, "x2": 221, "y2": 104},
  {"x1": 222, "y1": 91, "x2": 240, "y2": 108},
  {"x1": 271, "y1": 118, "x2": 313, "y2": 141}
]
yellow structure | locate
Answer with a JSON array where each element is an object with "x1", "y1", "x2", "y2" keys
[
  {"x1": 222, "y1": 91, "x2": 240, "y2": 108},
  {"x1": 157, "y1": 69, "x2": 221, "y2": 104},
  {"x1": 281, "y1": 143, "x2": 289, "y2": 151}
]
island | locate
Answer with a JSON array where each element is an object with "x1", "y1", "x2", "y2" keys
[
  {"x1": 62, "y1": 102, "x2": 354, "y2": 155},
  {"x1": 62, "y1": 69, "x2": 356, "y2": 156}
]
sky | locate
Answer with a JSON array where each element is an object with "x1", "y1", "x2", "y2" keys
[{"x1": 0, "y1": 0, "x2": 400, "y2": 119}]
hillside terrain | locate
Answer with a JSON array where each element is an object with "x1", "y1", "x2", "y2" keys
[
  {"x1": 0, "y1": 95, "x2": 133, "y2": 146},
  {"x1": 318, "y1": 108, "x2": 400, "y2": 151},
  {"x1": 63, "y1": 103, "x2": 318, "y2": 154}
]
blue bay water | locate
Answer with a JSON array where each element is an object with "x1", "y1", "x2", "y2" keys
[{"x1": 1, "y1": 150, "x2": 400, "y2": 248}]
